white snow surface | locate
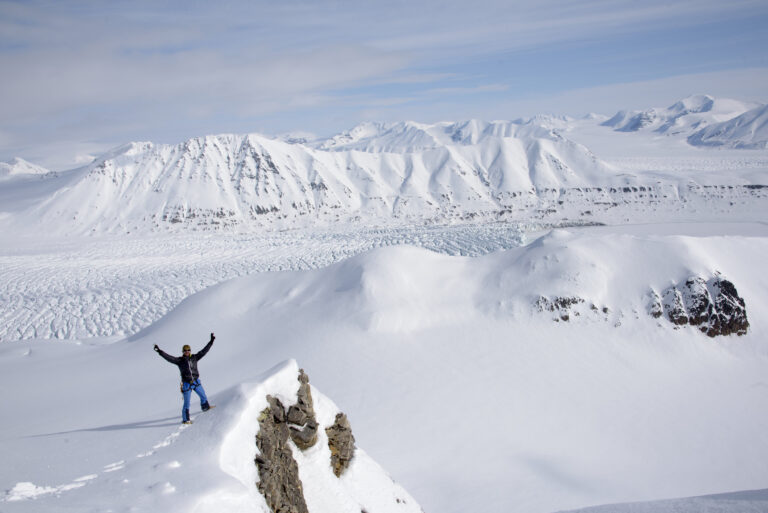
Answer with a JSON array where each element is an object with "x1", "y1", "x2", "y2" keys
[
  {"x1": 2, "y1": 94, "x2": 768, "y2": 513},
  {"x1": 2, "y1": 95, "x2": 766, "y2": 236},
  {"x1": 601, "y1": 95, "x2": 760, "y2": 136},
  {"x1": 0, "y1": 124, "x2": 620, "y2": 235},
  {"x1": 2, "y1": 223, "x2": 768, "y2": 513},
  {"x1": 0, "y1": 157, "x2": 50, "y2": 180},
  {"x1": 0, "y1": 224, "x2": 525, "y2": 342},
  {"x1": 558, "y1": 488, "x2": 768, "y2": 513},
  {"x1": 688, "y1": 104, "x2": 768, "y2": 149},
  {"x1": 0, "y1": 358, "x2": 420, "y2": 513}
]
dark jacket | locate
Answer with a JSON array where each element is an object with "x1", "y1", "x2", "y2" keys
[{"x1": 158, "y1": 340, "x2": 213, "y2": 383}]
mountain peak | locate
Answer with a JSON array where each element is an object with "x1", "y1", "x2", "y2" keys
[
  {"x1": 668, "y1": 94, "x2": 715, "y2": 114},
  {"x1": 603, "y1": 94, "x2": 760, "y2": 135},
  {"x1": 0, "y1": 157, "x2": 50, "y2": 178}
]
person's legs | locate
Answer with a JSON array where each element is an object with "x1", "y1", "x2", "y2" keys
[
  {"x1": 182, "y1": 383, "x2": 192, "y2": 422},
  {"x1": 193, "y1": 379, "x2": 210, "y2": 410}
]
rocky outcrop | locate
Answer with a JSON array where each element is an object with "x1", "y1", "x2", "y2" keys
[
  {"x1": 535, "y1": 295, "x2": 585, "y2": 321},
  {"x1": 326, "y1": 413, "x2": 356, "y2": 477},
  {"x1": 255, "y1": 369, "x2": 358, "y2": 513},
  {"x1": 534, "y1": 295, "x2": 610, "y2": 322},
  {"x1": 287, "y1": 369, "x2": 319, "y2": 450},
  {"x1": 255, "y1": 395, "x2": 309, "y2": 513},
  {"x1": 651, "y1": 274, "x2": 749, "y2": 336}
]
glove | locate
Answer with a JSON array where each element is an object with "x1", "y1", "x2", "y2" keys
[
  {"x1": 153, "y1": 344, "x2": 159, "y2": 352},
  {"x1": 210, "y1": 333, "x2": 215, "y2": 343}
]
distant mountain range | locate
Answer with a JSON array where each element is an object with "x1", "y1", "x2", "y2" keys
[
  {"x1": 1, "y1": 95, "x2": 766, "y2": 234},
  {"x1": 687, "y1": 103, "x2": 768, "y2": 149},
  {"x1": 601, "y1": 94, "x2": 768, "y2": 148},
  {"x1": 0, "y1": 157, "x2": 51, "y2": 180}
]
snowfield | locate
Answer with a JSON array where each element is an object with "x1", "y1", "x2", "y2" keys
[
  {"x1": 2, "y1": 224, "x2": 768, "y2": 513},
  {"x1": 0, "y1": 223, "x2": 524, "y2": 342},
  {"x1": 1, "y1": 96, "x2": 768, "y2": 513}
]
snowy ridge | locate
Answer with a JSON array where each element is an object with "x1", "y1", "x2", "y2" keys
[
  {"x1": 2, "y1": 125, "x2": 622, "y2": 234},
  {"x1": 313, "y1": 119, "x2": 567, "y2": 152},
  {"x1": 146, "y1": 229, "x2": 765, "y2": 338},
  {"x1": 216, "y1": 360, "x2": 421, "y2": 513},
  {"x1": 1, "y1": 358, "x2": 421, "y2": 512},
  {"x1": 602, "y1": 94, "x2": 760, "y2": 135},
  {"x1": 4, "y1": 223, "x2": 763, "y2": 343},
  {"x1": 1, "y1": 95, "x2": 767, "y2": 235},
  {"x1": 688, "y1": 104, "x2": 768, "y2": 149},
  {"x1": 0, "y1": 157, "x2": 51, "y2": 180}
]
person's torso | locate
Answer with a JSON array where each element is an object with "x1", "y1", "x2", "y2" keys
[{"x1": 178, "y1": 356, "x2": 199, "y2": 382}]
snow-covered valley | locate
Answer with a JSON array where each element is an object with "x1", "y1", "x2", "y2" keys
[{"x1": 1, "y1": 95, "x2": 768, "y2": 513}]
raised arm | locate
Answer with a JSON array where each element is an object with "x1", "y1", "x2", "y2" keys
[
  {"x1": 154, "y1": 345, "x2": 181, "y2": 364},
  {"x1": 195, "y1": 333, "x2": 215, "y2": 360}
]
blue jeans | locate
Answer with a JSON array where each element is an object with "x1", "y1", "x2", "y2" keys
[{"x1": 181, "y1": 379, "x2": 209, "y2": 422}]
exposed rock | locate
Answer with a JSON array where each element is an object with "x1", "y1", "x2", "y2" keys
[
  {"x1": 255, "y1": 395, "x2": 309, "y2": 513},
  {"x1": 662, "y1": 288, "x2": 689, "y2": 326},
  {"x1": 290, "y1": 419, "x2": 319, "y2": 450},
  {"x1": 287, "y1": 368, "x2": 319, "y2": 450},
  {"x1": 535, "y1": 295, "x2": 585, "y2": 321},
  {"x1": 255, "y1": 369, "x2": 360, "y2": 513},
  {"x1": 711, "y1": 277, "x2": 749, "y2": 336},
  {"x1": 326, "y1": 413, "x2": 356, "y2": 477},
  {"x1": 655, "y1": 274, "x2": 748, "y2": 336},
  {"x1": 682, "y1": 277, "x2": 712, "y2": 326}
]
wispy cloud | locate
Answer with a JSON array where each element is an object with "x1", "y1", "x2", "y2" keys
[{"x1": 424, "y1": 84, "x2": 509, "y2": 96}]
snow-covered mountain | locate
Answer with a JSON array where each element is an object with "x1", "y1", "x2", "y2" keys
[
  {"x1": 1, "y1": 125, "x2": 624, "y2": 234},
  {"x1": 313, "y1": 118, "x2": 574, "y2": 152},
  {"x1": 2, "y1": 94, "x2": 768, "y2": 513},
  {"x1": 688, "y1": 103, "x2": 768, "y2": 149},
  {"x1": 0, "y1": 157, "x2": 51, "y2": 180},
  {"x1": 2, "y1": 96, "x2": 767, "y2": 236},
  {"x1": 601, "y1": 94, "x2": 760, "y2": 135}
]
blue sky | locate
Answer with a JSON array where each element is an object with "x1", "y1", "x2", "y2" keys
[{"x1": 1, "y1": 0, "x2": 767, "y2": 169}]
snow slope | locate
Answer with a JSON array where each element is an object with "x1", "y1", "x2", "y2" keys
[
  {"x1": 0, "y1": 126, "x2": 619, "y2": 235},
  {"x1": 0, "y1": 157, "x2": 50, "y2": 180},
  {"x1": 601, "y1": 95, "x2": 759, "y2": 136},
  {"x1": 1, "y1": 96, "x2": 766, "y2": 237},
  {"x1": 2, "y1": 94, "x2": 768, "y2": 513},
  {"x1": 2, "y1": 226, "x2": 768, "y2": 513},
  {"x1": 0, "y1": 95, "x2": 768, "y2": 234},
  {"x1": 688, "y1": 104, "x2": 768, "y2": 149},
  {"x1": 0, "y1": 356, "x2": 421, "y2": 513},
  {"x1": 559, "y1": 488, "x2": 768, "y2": 513}
]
